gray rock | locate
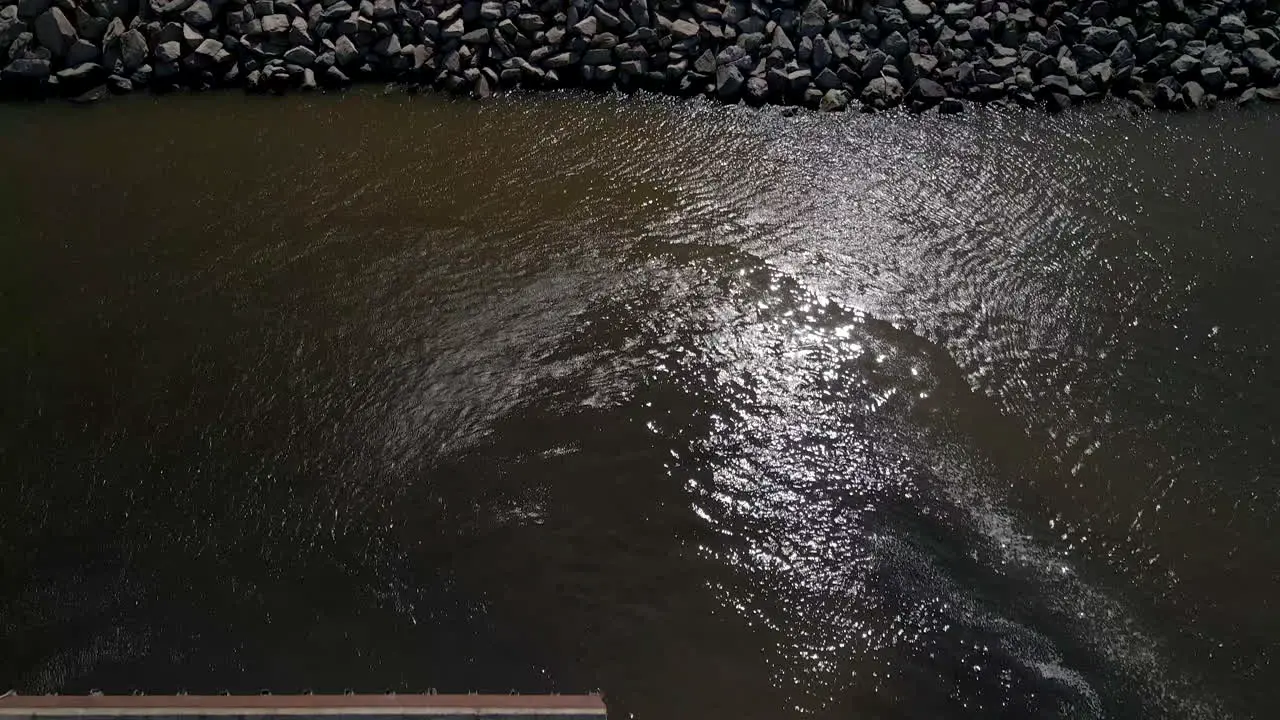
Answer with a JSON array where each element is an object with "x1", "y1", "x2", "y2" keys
[
  {"x1": 155, "y1": 40, "x2": 182, "y2": 62},
  {"x1": 798, "y1": 0, "x2": 828, "y2": 38},
  {"x1": 881, "y1": 30, "x2": 909, "y2": 59},
  {"x1": 514, "y1": 13, "x2": 544, "y2": 33},
  {"x1": 17, "y1": 0, "x2": 53, "y2": 20},
  {"x1": 180, "y1": 0, "x2": 213, "y2": 27},
  {"x1": 261, "y1": 14, "x2": 289, "y2": 34},
  {"x1": 811, "y1": 35, "x2": 831, "y2": 69},
  {"x1": 910, "y1": 77, "x2": 946, "y2": 103},
  {"x1": 66, "y1": 38, "x2": 98, "y2": 65},
  {"x1": 1046, "y1": 91, "x2": 1071, "y2": 112},
  {"x1": 373, "y1": 33, "x2": 399, "y2": 56},
  {"x1": 943, "y1": 3, "x2": 975, "y2": 21},
  {"x1": 372, "y1": 0, "x2": 397, "y2": 20},
  {"x1": 715, "y1": 63, "x2": 743, "y2": 97},
  {"x1": 34, "y1": 7, "x2": 76, "y2": 58},
  {"x1": 902, "y1": 0, "x2": 931, "y2": 23},
  {"x1": 772, "y1": 25, "x2": 795, "y2": 59},
  {"x1": 284, "y1": 45, "x2": 316, "y2": 65},
  {"x1": 819, "y1": 88, "x2": 849, "y2": 110},
  {"x1": 1083, "y1": 26, "x2": 1121, "y2": 50},
  {"x1": 3, "y1": 57, "x2": 51, "y2": 78},
  {"x1": 334, "y1": 34, "x2": 358, "y2": 65},
  {"x1": 192, "y1": 37, "x2": 222, "y2": 62},
  {"x1": 1181, "y1": 79, "x2": 1204, "y2": 108},
  {"x1": 1243, "y1": 47, "x2": 1280, "y2": 78},
  {"x1": 120, "y1": 28, "x2": 147, "y2": 70},
  {"x1": 693, "y1": 48, "x2": 716, "y2": 74},
  {"x1": 814, "y1": 66, "x2": 840, "y2": 89},
  {"x1": 1170, "y1": 54, "x2": 1198, "y2": 76},
  {"x1": 480, "y1": 1, "x2": 503, "y2": 21},
  {"x1": 1200, "y1": 65, "x2": 1225, "y2": 90},
  {"x1": 939, "y1": 96, "x2": 964, "y2": 113},
  {"x1": 574, "y1": 17, "x2": 598, "y2": 37},
  {"x1": 671, "y1": 19, "x2": 699, "y2": 40},
  {"x1": 861, "y1": 75, "x2": 903, "y2": 106},
  {"x1": 321, "y1": 2, "x2": 352, "y2": 20}
]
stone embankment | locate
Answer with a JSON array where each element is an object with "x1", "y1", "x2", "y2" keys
[{"x1": 2, "y1": 0, "x2": 1280, "y2": 111}]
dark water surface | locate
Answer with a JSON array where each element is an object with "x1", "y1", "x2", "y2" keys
[{"x1": 0, "y1": 91, "x2": 1276, "y2": 719}]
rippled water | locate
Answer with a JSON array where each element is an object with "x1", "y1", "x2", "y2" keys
[{"x1": 0, "y1": 91, "x2": 1276, "y2": 719}]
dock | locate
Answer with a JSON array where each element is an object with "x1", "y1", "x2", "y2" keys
[{"x1": 0, "y1": 694, "x2": 605, "y2": 720}]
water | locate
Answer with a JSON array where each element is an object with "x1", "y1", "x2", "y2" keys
[{"x1": 0, "y1": 90, "x2": 1276, "y2": 719}]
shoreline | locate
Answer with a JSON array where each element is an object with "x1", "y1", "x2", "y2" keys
[{"x1": 2, "y1": 0, "x2": 1279, "y2": 114}]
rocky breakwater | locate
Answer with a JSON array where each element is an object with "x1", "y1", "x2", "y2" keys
[{"x1": 1, "y1": 0, "x2": 1280, "y2": 111}]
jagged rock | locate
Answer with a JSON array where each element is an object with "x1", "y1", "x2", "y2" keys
[
  {"x1": 34, "y1": 7, "x2": 76, "y2": 58},
  {"x1": 180, "y1": 0, "x2": 212, "y2": 28},
  {"x1": 284, "y1": 45, "x2": 316, "y2": 65},
  {"x1": 155, "y1": 40, "x2": 181, "y2": 62},
  {"x1": 335, "y1": 35, "x2": 358, "y2": 66}
]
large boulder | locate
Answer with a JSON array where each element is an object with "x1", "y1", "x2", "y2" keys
[{"x1": 35, "y1": 8, "x2": 77, "y2": 58}]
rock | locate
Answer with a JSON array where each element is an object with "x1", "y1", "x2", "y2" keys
[
  {"x1": 324, "y1": 65, "x2": 349, "y2": 86},
  {"x1": 819, "y1": 88, "x2": 848, "y2": 110},
  {"x1": 374, "y1": 34, "x2": 399, "y2": 57},
  {"x1": 1258, "y1": 87, "x2": 1280, "y2": 102},
  {"x1": 902, "y1": 0, "x2": 931, "y2": 23},
  {"x1": 479, "y1": 1, "x2": 502, "y2": 21},
  {"x1": 155, "y1": 40, "x2": 181, "y2": 62},
  {"x1": 34, "y1": 7, "x2": 76, "y2": 58},
  {"x1": 772, "y1": 25, "x2": 795, "y2": 59},
  {"x1": 943, "y1": 3, "x2": 975, "y2": 22},
  {"x1": 1127, "y1": 87, "x2": 1155, "y2": 108},
  {"x1": 814, "y1": 67, "x2": 840, "y2": 89},
  {"x1": 120, "y1": 28, "x2": 147, "y2": 71},
  {"x1": 1046, "y1": 91, "x2": 1071, "y2": 112},
  {"x1": 910, "y1": 77, "x2": 947, "y2": 105},
  {"x1": 671, "y1": 19, "x2": 699, "y2": 40},
  {"x1": 107, "y1": 73, "x2": 131, "y2": 92},
  {"x1": 811, "y1": 35, "x2": 831, "y2": 69},
  {"x1": 1181, "y1": 80, "x2": 1205, "y2": 107},
  {"x1": 17, "y1": 0, "x2": 53, "y2": 20},
  {"x1": 66, "y1": 38, "x2": 98, "y2": 66},
  {"x1": 2, "y1": 57, "x2": 51, "y2": 79},
  {"x1": 1083, "y1": 26, "x2": 1121, "y2": 50},
  {"x1": 861, "y1": 75, "x2": 903, "y2": 106},
  {"x1": 881, "y1": 30, "x2": 909, "y2": 59},
  {"x1": 798, "y1": 0, "x2": 828, "y2": 38},
  {"x1": 574, "y1": 17, "x2": 598, "y2": 37},
  {"x1": 693, "y1": 48, "x2": 716, "y2": 74},
  {"x1": 1170, "y1": 54, "x2": 1198, "y2": 76},
  {"x1": 335, "y1": 35, "x2": 358, "y2": 66},
  {"x1": 69, "y1": 83, "x2": 109, "y2": 102},
  {"x1": 284, "y1": 45, "x2": 316, "y2": 65},
  {"x1": 939, "y1": 96, "x2": 964, "y2": 112},
  {"x1": 716, "y1": 63, "x2": 743, "y2": 97},
  {"x1": 180, "y1": 0, "x2": 212, "y2": 27},
  {"x1": 265, "y1": 14, "x2": 295, "y2": 37},
  {"x1": 372, "y1": 0, "x2": 397, "y2": 19},
  {"x1": 1200, "y1": 66, "x2": 1225, "y2": 91},
  {"x1": 1243, "y1": 47, "x2": 1280, "y2": 79}
]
